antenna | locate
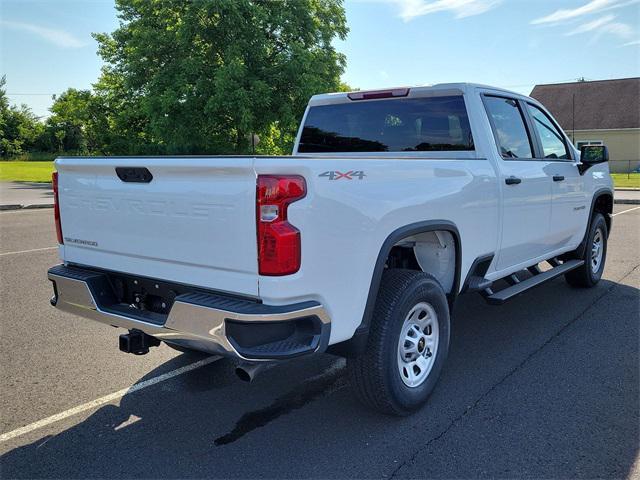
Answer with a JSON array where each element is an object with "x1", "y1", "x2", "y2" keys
[{"x1": 572, "y1": 93, "x2": 575, "y2": 145}]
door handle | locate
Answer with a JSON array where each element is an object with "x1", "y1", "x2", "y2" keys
[
  {"x1": 505, "y1": 176, "x2": 522, "y2": 185},
  {"x1": 553, "y1": 175, "x2": 565, "y2": 182}
]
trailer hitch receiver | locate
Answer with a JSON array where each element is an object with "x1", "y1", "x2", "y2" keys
[{"x1": 119, "y1": 329, "x2": 160, "y2": 355}]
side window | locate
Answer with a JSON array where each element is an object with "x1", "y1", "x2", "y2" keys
[
  {"x1": 527, "y1": 104, "x2": 570, "y2": 159},
  {"x1": 483, "y1": 96, "x2": 533, "y2": 159}
]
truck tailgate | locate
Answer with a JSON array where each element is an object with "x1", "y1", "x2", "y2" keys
[{"x1": 56, "y1": 157, "x2": 259, "y2": 297}]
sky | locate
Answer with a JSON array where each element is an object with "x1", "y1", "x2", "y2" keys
[{"x1": 1, "y1": 0, "x2": 639, "y2": 118}]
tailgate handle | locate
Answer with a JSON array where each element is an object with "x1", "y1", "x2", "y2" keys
[{"x1": 116, "y1": 167, "x2": 153, "y2": 183}]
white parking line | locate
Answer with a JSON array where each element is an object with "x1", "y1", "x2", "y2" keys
[
  {"x1": 0, "y1": 246, "x2": 57, "y2": 257},
  {"x1": 0, "y1": 356, "x2": 219, "y2": 443},
  {"x1": 612, "y1": 206, "x2": 640, "y2": 217}
]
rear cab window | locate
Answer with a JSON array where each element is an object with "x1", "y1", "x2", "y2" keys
[{"x1": 298, "y1": 95, "x2": 475, "y2": 153}]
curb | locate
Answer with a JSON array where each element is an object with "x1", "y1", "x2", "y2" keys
[
  {"x1": 0, "y1": 203, "x2": 54, "y2": 211},
  {"x1": 614, "y1": 199, "x2": 640, "y2": 205}
]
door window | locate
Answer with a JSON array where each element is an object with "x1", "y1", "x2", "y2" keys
[
  {"x1": 528, "y1": 104, "x2": 570, "y2": 159},
  {"x1": 483, "y1": 96, "x2": 533, "y2": 159}
]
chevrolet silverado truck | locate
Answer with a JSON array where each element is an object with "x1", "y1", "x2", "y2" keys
[{"x1": 48, "y1": 83, "x2": 613, "y2": 415}]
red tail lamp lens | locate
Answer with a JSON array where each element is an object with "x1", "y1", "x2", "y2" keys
[
  {"x1": 256, "y1": 175, "x2": 306, "y2": 275},
  {"x1": 52, "y1": 172, "x2": 63, "y2": 244}
]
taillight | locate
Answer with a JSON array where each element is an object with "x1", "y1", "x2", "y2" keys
[
  {"x1": 52, "y1": 171, "x2": 63, "y2": 244},
  {"x1": 256, "y1": 175, "x2": 306, "y2": 275}
]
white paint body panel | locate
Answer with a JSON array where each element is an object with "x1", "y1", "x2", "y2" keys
[
  {"x1": 549, "y1": 161, "x2": 589, "y2": 249},
  {"x1": 54, "y1": 83, "x2": 613, "y2": 346},
  {"x1": 254, "y1": 156, "x2": 499, "y2": 343},
  {"x1": 495, "y1": 160, "x2": 552, "y2": 270},
  {"x1": 56, "y1": 157, "x2": 259, "y2": 297}
]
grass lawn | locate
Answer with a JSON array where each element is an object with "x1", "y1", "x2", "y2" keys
[
  {"x1": 0, "y1": 161, "x2": 55, "y2": 183},
  {"x1": 611, "y1": 173, "x2": 640, "y2": 189}
]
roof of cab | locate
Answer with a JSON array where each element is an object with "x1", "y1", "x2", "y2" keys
[{"x1": 308, "y1": 83, "x2": 528, "y2": 106}]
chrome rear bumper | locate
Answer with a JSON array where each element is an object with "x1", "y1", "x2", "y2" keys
[{"x1": 47, "y1": 265, "x2": 330, "y2": 361}]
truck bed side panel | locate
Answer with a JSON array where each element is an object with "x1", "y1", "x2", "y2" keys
[{"x1": 255, "y1": 157, "x2": 500, "y2": 344}]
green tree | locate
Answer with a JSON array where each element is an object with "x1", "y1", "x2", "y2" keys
[
  {"x1": 0, "y1": 76, "x2": 8, "y2": 134},
  {"x1": 43, "y1": 88, "x2": 106, "y2": 153},
  {"x1": 0, "y1": 76, "x2": 11, "y2": 156},
  {"x1": 0, "y1": 76, "x2": 44, "y2": 157},
  {"x1": 93, "y1": 0, "x2": 348, "y2": 155}
]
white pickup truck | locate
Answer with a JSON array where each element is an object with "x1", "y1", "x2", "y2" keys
[{"x1": 48, "y1": 83, "x2": 613, "y2": 415}]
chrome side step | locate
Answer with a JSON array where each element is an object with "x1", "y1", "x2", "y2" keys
[{"x1": 484, "y1": 259, "x2": 584, "y2": 305}]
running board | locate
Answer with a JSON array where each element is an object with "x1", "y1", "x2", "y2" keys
[{"x1": 484, "y1": 259, "x2": 584, "y2": 305}]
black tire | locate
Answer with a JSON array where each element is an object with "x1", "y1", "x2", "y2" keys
[
  {"x1": 565, "y1": 213, "x2": 608, "y2": 288},
  {"x1": 347, "y1": 269, "x2": 450, "y2": 416}
]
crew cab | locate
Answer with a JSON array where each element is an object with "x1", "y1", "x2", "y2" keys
[{"x1": 48, "y1": 83, "x2": 613, "y2": 415}]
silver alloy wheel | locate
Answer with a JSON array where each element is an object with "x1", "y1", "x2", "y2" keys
[
  {"x1": 397, "y1": 302, "x2": 439, "y2": 388},
  {"x1": 591, "y1": 228, "x2": 604, "y2": 273}
]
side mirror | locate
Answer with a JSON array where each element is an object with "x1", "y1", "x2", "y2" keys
[{"x1": 579, "y1": 145, "x2": 609, "y2": 174}]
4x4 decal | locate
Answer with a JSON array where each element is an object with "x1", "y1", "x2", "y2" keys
[{"x1": 319, "y1": 170, "x2": 366, "y2": 180}]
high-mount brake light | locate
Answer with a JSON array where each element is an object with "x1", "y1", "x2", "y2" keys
[
  {"x1": 256, "y1": 175, "x2": 306, "y2": 276},
  {"x1": 347, "y1": 88, "x2": 410, "y2": 101},
  {"x1": 52, "y1": 171, "x2": 63, "y2": 244}
]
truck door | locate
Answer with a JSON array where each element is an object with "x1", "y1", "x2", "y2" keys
[
  {"x1": 524, "y1": 102, "x2": 589, "y2": 250},
  {"x1": 482, "y1": 94, "x2": 553, "y2": 271}
]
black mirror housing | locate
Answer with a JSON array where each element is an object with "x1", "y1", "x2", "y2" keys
[
  {"x1": 579, "y1": 145, "x2": 609, "y2": 174},
  {"x1": 580, "y1": 145, "x2": 609, "y2": 164}
]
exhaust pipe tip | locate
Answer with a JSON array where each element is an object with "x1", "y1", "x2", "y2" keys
[
  {"x1": 235, "y1": 362, "x2": 273, "y2": 382},
  {"x1": 235, "y1": 366, "x2": 252, "y2": 382}
]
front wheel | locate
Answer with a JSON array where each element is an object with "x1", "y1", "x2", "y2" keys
[
  {"x1": 347, "y1": 269, "x2": 450, "y2": 416},
  {"x1": 565, "y1": 213, "x2": 608, "y2": 288}
]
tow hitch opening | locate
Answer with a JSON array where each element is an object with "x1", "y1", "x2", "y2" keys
[{"x1": 119, "y1": 329, "x2": 160, "y2": 355}]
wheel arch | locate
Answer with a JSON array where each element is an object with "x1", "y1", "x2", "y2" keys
[
  {"x1": 327, "y1": 220, "x2": 461, "y2": 358},
  {"x1": 574, "y1": 188, "x2": 613, "y2": 259},
  {"x1": 593, "y1": 190, "x2": 613, "y2": 233}
]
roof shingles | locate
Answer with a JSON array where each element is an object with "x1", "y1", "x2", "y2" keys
[{"x1": 530, "y1": 78, "x2": 640, "y2": 131}]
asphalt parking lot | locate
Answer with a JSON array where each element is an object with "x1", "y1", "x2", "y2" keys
[{"x1": 1, "y1": 206, "x2": 638, "y2": 479}]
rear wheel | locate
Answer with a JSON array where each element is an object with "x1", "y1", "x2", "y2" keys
[
  {"x1": 565, "y1": 213, "x2": 608, "y2": 288},
  {"x1": 347, "y1": 269, "x2": 450, "y2": 416}
]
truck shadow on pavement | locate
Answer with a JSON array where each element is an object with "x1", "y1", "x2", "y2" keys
[{"x1": 1, "y1": 278, "x2": 638, "y2": 479}]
